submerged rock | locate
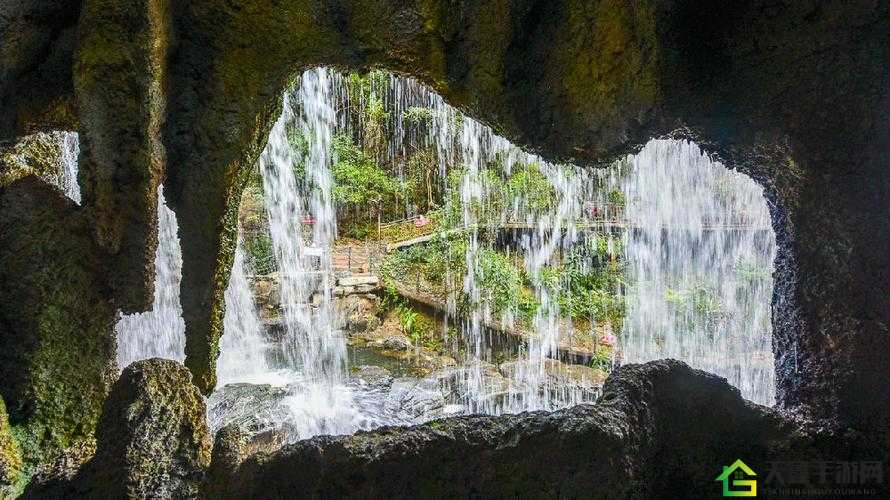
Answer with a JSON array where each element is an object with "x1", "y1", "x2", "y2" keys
[
  {"x1": 384, "y1": 378, "x2": 446, "y2": 421},
  {"x1": 207, "y1": 383, "x2": 291, "y2": 436}
]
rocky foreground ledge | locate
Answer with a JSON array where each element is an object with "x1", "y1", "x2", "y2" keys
[{"x1": 23, "y1": 358, "x2": 869, "y2": 499}]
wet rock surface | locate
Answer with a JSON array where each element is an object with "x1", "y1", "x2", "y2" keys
[
  {"x1": 207, "y1": 383, "x2": 291, "y2": 437},
  {"x1": 0, "y1": 177, "x2": 115, "y2": 467},
  {"x1": 210, "y1": 360, "x2": 829, "y2": 499}
]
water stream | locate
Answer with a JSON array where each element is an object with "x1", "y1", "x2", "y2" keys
[
  {"x1": 57, "y1": 132, "x2": 81, "y2": 204},
  {"x1": 115, "y1": 186, "x2": 187, "y2": 367},
  {"x1": 256, "y1": 69, "x2": 363, "y2": 437}
]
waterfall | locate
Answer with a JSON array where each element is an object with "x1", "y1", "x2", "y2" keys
[
  {"x1": 217, "y1": 247, "x2": 270, "y2": 385},
  {"x1": 115, "y1": 186, "x2": 187, "y2": 367},
  {"x1": 334, "y1": 70, "x2": 776, "y2": 407},
  {"x1": 57, "y1": 132, "x2": 81, "y2": 203},
  {"x1": 258, "y1": 68, "x2": 360, "y2": 438},
  {"x1": 114, "y1": 187, "x2": 269, "y2": 376},
  {"x1": 48, "y1": 132, "x2": 188, "y2": 369},
  {"x1": 351, "y1": 72, "x2": 597, "y2": 413},
  {"x1": 618, "y1": 140, "x2": 776, "y2": 405},
  {"x1": 65, "y1": 65, "x2": 776, "y2": 446}
]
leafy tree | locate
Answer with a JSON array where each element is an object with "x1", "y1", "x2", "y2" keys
[
  {"x1": 506, "y1": 162, "x2": 557, "y2": 217},
  {"x1": 331, "y1": 135, "x2": 403, "y2": 234}
]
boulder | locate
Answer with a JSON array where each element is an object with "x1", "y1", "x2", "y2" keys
[
  {"x1": 336, "y1": 294, "x2": 381, "y2": 334},
  {"x1": 24, "y1": 359, "x2": 212, "y2": 498},
  {"x1": 204, "y1": 425, "x2": 248, "y2": 498},
  {"x1": 89, "y1": 359, "x2": 210, "y2": 498},
  {"x1": 380, "y1": 336, "x2": 411, "y2": 351},
  {"x1": 205, "y1": 423, "x2": 290, "y2": 498}
]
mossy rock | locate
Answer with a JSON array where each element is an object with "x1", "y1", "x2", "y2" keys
[
  {"x1": 0, "y1": 396, "x2": 23, "y2": 495},
  {"x1": 0, "y1": 177, "x2": 115, "y2": 473},
  {"x1": 22, "y1": 359, "x2": 212, "y2": 499},
  {"x1": 0, "y1": 132, "x2": 67, "y2": 190}
]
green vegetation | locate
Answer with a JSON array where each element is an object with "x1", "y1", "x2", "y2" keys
[
  {"x1": 587, "y1": 345, "x2": 614, "y2": 372},
  {"x1": 381, "y1": 287, "x2": 445, "y2": 352},
  {"x1": 664, "y1": 280, "x2": 728, "y2": 333},
  {"x1": 0, "y1": 396, "x2": 22, "y2": 495},
  {"x1": 331, "y1": 134, "x2": 403, "y2": 238},
  {"x1": 733, "y1": 258, "x2": 772, "y2": 283},
  {"x1": 543, "y1": 238, "x2": 626, "y2": 329},
  {"x1": 380, "y1": 233, "x2": 625, "y2": 332},
  {"x1": 607, "y1": 189, "x2": 625, "y2": 207}
]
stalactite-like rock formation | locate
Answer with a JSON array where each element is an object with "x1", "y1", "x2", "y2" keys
[{"x1": 0, "y1": 0, "x2": 888, "y2": 488}]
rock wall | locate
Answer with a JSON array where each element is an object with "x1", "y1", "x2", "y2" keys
[
  {"x1": 0, "y1": 0, "x2": 80, "y2": 138},
  {"x1": 0, "y1": 177, "x2": 115, "y2": 469}
]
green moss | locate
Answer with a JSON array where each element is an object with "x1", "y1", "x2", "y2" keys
[
  {"x1": 0, "y1": 133, "x2": 66, "y2": 189},
  {"x1": 0, "y1": 178, "x2": 115, "y2": 475},
  {"x1": 0, "y1": 396, "x2": 23, "y2": 494},
  {"x1": 558, "y1": 1, "x2": 660, "y2": 132}
]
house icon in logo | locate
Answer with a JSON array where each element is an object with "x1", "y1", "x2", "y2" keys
[{"x1": 715, "y1": 459, "x2": 757, "y2": 497}]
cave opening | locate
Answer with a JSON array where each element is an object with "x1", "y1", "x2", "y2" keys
[{"x1": 94, "y1": 67, "x2": 779, "y2": 445}]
